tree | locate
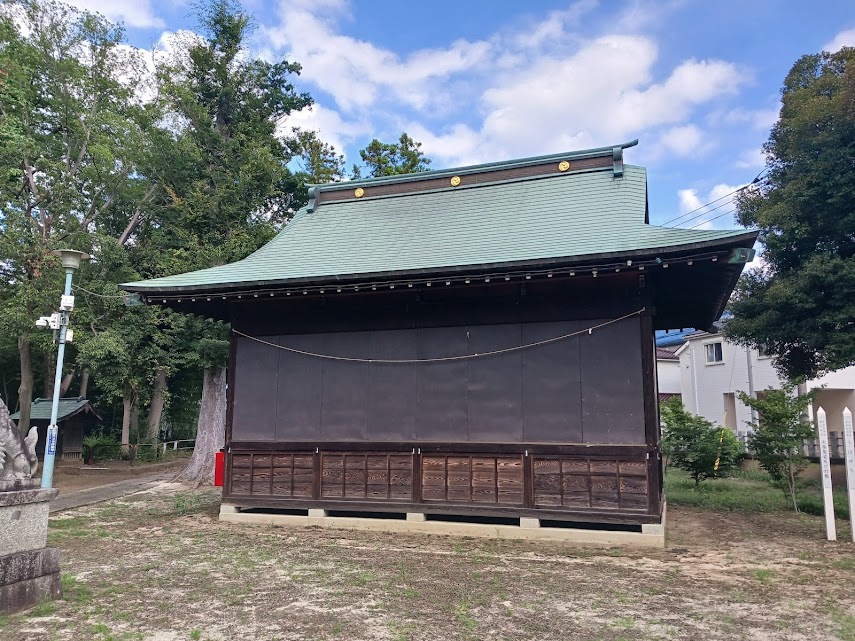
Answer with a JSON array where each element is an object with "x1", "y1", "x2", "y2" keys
[
  {"x1": 147, "y1": 0, "x2": 311, "y2": 485},
  {"x1": 738, "y1": 383, "x2": 817, "y2": 512},
  {"x1": 294, "y1": 129, "x2": 347, "y2": 184},
  {"x1": 0, "y1": 0, "x2": 155, "y2": 434},
  {"x1": 726, "y1": 48, "x2": 855, "y2": 379},
  {"x1": 661, "y1": 397, "x2": 744, "y2": 486},
  {"x1": 353, "y1": 132, "x2": 431, "y2": 178}
]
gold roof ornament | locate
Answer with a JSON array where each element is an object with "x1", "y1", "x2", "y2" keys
[
  {"x1": 450, "y1": 176, "x2": 461, "y2": 187},
  {"x1": 354, "y1": 187, "x2": 365, "y2": 198},
  {"x1": 558, "y1": 161, "x2": 570, "y2": 172}
]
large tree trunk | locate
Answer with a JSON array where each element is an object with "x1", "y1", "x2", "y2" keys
[
  {"x1": 60, "y1": 371, "x2": 74, "y2": 396},
  {"x1": 121, "y1": 390, "x2": 132, "y2": 453},
  {"x1": 147, "y1": 368, "x2": 167, "y2": 441},
  {"x1": 17, "y1": 334, "x2": 33, "y2": 434},
  {"x1": 79, "y1": 369, "x2": 90, "y2": 398},
  {"x1": 175, "y1": 367, "x2": 226, "y2": 487}
]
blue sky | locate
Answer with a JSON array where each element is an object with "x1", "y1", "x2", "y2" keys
[{"x1": 71, "y1": 0, "x2": 855, "y2": 229}]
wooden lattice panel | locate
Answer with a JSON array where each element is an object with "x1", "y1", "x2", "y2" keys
[
  {"x1": 320, "y1": 453, "x2": 413, "y2": 501},
  {"x1": 229, "y1": 452, "x2": 314, "y2": 497},
  {"x1": 532, "y1": 457, "x2": 647, "y2": 511},
  {"x1": 421, "y1": 455, "x2": 524, "y2": 505}
]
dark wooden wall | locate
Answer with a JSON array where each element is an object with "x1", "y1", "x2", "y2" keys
[{"x1": 230, "y1": 317, "x2": 644, "y2": 445}]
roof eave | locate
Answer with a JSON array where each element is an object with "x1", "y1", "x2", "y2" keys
[{"x1": 121, "y1": 230, "x2": 758, "y2": 297}]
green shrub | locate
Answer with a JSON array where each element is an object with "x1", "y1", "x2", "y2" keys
[{"x1": 661, "y1": 398, "x2": 744, "y2": 486}]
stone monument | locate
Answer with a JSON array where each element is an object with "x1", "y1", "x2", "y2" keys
[{"x1": 0, "y1": 396, "x2": 61, "y2": 614}]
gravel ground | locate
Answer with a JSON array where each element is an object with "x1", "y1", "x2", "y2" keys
[{"x1": 4, "y1": 483, "x2": 855, "y2": 641}]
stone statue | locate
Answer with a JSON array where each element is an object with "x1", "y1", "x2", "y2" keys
[{"x1": 0, "y1": 396, "x2": 39, "y2": 481}]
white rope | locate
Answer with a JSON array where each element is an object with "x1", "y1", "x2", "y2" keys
[
  {"x1": 73, "y1": 285, "x2": 128, "y2": 299},
  {"x1": 231, "y1": 308, "x2": 645, "y2": 364}
]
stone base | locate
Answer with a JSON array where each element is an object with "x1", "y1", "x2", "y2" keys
[
  {"x1": 220, "y1": 505, "x2": 665, "y2": 548},
  {"x1": 0, "y1": 548, "x2": 62, "y2": 615},
  {"x1": 0, "y1": 488, "x2": 58, "y2": 556}
]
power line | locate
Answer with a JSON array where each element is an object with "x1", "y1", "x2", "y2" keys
[
  {"x1": 74, "y1": 285, "x2": 128, "y2": 299},
  {"x1": 686, "y1": 207, "x2": 739, "y2": 230},
  {"x1": 671, "y1": 197, "x2": 739, "y2": 228},
  {"x1": 660, "y1": 169, "x2": 768, "y2": 227}
]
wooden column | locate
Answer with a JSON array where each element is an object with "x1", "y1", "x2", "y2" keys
[{"x1": 640, "y1": 311, "x2": 662, "y2": 519}]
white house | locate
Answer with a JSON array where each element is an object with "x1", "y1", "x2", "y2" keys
[
  {"x1": 655, "y1": 347, "x2": 681, "y2": 401},
  {"x1": 671, "y1": 330, "x2": 855, "y2": 434}
]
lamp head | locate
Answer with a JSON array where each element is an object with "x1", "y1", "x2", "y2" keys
[{"x1": 52, "y1": 249, "x2": 91, "y2": 271}]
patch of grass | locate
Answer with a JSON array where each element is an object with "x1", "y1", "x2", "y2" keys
[
  {"x1": 455, "y1": 599, "x2": 478, "y2": 638},
  {"x1": 0, "y1": 615, "x2": 9, "y2": 627},
  {"x1": 665, "y1": 468, "x2": 850, "y2": 516},
  {"x1": 49, "y1": 516, "x2": 89, "y2": 529},
  {"x1": 61, "y1": 574, "x2": 93, "y2": 604},
  {"x1": 834, "y1": 559, "x2": 855, "y2": 571},
  {"x1": 402, "y1": 587, "x2": 418, "y2": 598},
  {"x1": 28, "y1": 600, "x2": 56, "y2": 617},
  {"x1": 190, "y1": 630, "x2": 202, "y2": 640},
  {"x1": 755, "y1": 569, "x2": 774, "y2": 584},
  {"x1": 831, "y1": 607, "x2": 855, "y2": 641},
  {"x1": 330, "y1": 622, "x2": 343, "y2": 635}
]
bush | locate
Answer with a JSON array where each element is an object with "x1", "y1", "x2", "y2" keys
[
  {"x1": 82, "y1": 434, "x2": 120, "y2": 465},
  {"x1": 661, "y1": 397, "x2": 744, "y2": 486}
]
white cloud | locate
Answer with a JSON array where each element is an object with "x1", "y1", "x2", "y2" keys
[
  {"x1": 734, "y1": 148, "x2": 766, "y2": 170},
  {"x1": 824, "y1": 28, "x2": 855, "y2": 53},
  {"x1": 720, "y1": 106, "x2": 778, "y2": 130},
  {"x1": 259, "y1": 1, "x2": 749, "y2": 168},
  {"x1": 263, "y1": 2, "x2": 491, "y2": 113},
  {"x1": 63, "y1": 0, "x2": 165, "y2": 29},
  {"x1": 657, "y1": 124, "x2": 712, "y2": 158}
]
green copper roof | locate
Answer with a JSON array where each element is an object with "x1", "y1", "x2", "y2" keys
[
  {"x1": 123, "y1": 151, "x2": 755, "y2": 294},
  {"x1": 10, "y1": 397, "x2": 98, "y2": 422}
]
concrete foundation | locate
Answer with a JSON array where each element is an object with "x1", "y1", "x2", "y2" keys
[
  {"x1": 0, "y1": 488, "x2": 62, "y2": 614},
  {"x1": 0, "y1": 548, "x2": 62, "y2": 615},
  {"x1": 220, "y1": 505, "x2": 666, "y2": 548}
]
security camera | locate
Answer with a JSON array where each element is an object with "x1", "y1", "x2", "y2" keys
[{"x1": 35, "y1": 313, "x2": 61, "y2": 330}]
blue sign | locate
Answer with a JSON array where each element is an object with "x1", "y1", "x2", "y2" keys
[{"x1": 47, "y1": 428, "x2": 57, "y2": 455}]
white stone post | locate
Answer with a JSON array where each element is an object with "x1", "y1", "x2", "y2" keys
[
  {"x1": 842, "y1": 407, "x2": 855, "y2": 543},
  {"x1": 816, "y1": 407, "x2": 837, "y2": 541}
]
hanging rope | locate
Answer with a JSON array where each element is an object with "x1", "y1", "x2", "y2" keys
[{"x1": 231, "y1": 308, "x2": 645, "y2": 364}]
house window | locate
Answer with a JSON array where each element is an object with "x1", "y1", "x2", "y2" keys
[{"x1": 705, "y1": 341, "x2": 723, "y2": 364}]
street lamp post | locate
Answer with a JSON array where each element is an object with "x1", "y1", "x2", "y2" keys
[{"x1": 40, "y1": 249, "x2": 90, "y2": 489}]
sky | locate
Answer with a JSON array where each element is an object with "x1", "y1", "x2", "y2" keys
[{"x1": 66, "y1": 0, "x2": 855, "y2": 230}]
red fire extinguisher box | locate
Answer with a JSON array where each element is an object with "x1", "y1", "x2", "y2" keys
[{"x1": 214, "y1": 450, "x2": 225, "y2": 487}]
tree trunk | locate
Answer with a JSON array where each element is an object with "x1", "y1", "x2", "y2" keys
[
  {"x1": 121, "y1": 390, "x2": 132, "y2": 453},
  {"x1": 43, "y1": 350, "x2": 56, "y2": 398},
  {"x1": 17, "y1": 334, "x2": 33, "y2": 434},
  {"x1": 175, "y1": 367, "x2": 226, "y2": 487},
  {"x1": 147, "y1": 368, "x2": 167, "y2": 441},
  {"x1": 60, "y1": 371, "x2": 74, "y2": 396},
  {"x1": 79, "y1": 369, "x2": 90, "y2": 398}
]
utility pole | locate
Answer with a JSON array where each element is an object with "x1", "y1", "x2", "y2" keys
[
  {"x1": 745, "y1": 344, "x2": 757, "y2": 423},
  {"x1": 39, "y1": 250, "x2": 89, "y2": 489}
]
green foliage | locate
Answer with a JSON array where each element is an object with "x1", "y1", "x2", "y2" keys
[
  {"x1": 738, "y1": 383, "x2": 817, "y2": 512},
  {"x1": 661, "y1": 397, "x2": 744, "y2": 486},
  {"x1": 726, "y1": 47, "x2": 855, "y2": 379},
  {"x1": 82, "y1": 434, "x2": 121, "y2": 463},
  {"x1": 354, "y1": 132, "x2": 431, "y2": 178}
]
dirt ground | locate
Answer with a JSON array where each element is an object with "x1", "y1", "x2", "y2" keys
[
  {"x1": 51, "y1": 461, "x2": 185, "y2": 493},
  {"x1": 5, "y1": 484, "x2": 855, "y2": 641}
]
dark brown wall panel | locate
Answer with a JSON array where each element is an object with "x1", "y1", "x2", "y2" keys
[
  {"x1": 233, "y1": 317, "x2": 645, "y2": 445},
  {"x1": 275, "y1": 335, "x2": 323, "y2": 440},
  {"x1": 580, "y1": 319, "x2": 645, "y2": 444},
  {"x1": 521, "y1": 321, "x2": 583, "y2": 442},
  {"x1": 368, "y1": 330, "x2": 418, "y2": 440},
  {"x1": 231, "y1": 336, "x2": 279, "y2": 441},
  {"x1": 320, "y1": 332, "x2": 370, "y2": 440},
  {"x1": 467, "y1": 325, "x2": 523, "y2": 441},
  {"x1": 416, "y1": 327, "x2": 468, "y2": 441}
]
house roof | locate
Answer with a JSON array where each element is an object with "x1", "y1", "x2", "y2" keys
[
  {"x1": 121, "y1": 141, "x2": 756, "y2": 299},
  {"x1": 656, "y1": 328, "x2": 696, "y2": 348},
  {"x1": 656, "y1": 347, "x2": 679, "y2": 361},
  {"x1": 10, "y1": 397, "x2": 100, "y2": 423}
]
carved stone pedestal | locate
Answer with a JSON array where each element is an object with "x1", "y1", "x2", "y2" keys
[{"x1": 0, "y1": 484, "x2": 62, "y2": 615}]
